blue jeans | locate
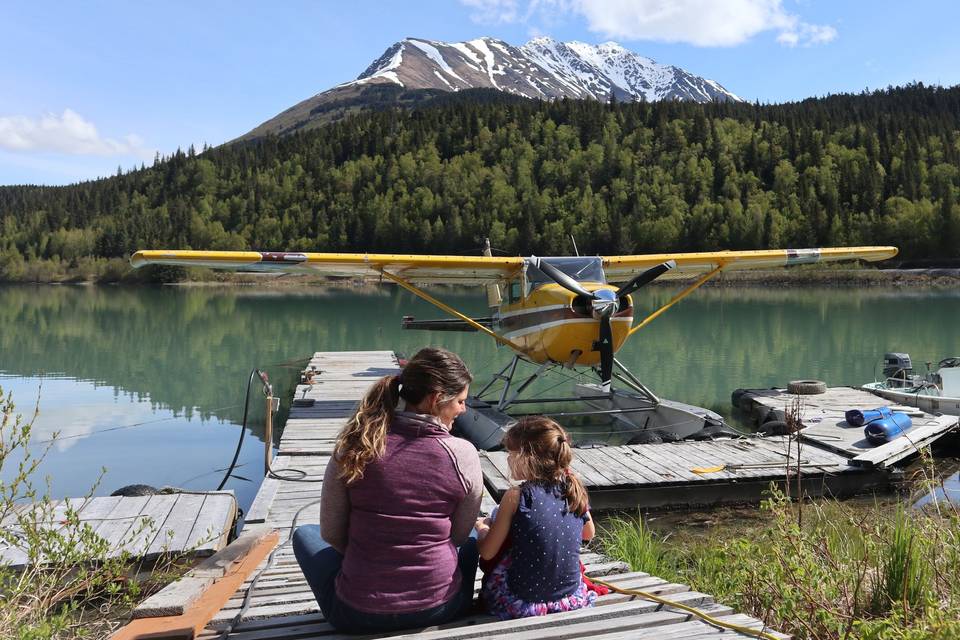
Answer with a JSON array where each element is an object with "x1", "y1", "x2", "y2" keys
[{"x1": 292, "y1": 525, "x2": 479, "y2": 633}]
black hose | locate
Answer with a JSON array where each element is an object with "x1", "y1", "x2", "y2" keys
[
  {"x1": 216, "y1": 369, "x2": 259, "y2": 491},
  {"x1": 218, "y1": 367, "x2": 324, "y2": 489}
]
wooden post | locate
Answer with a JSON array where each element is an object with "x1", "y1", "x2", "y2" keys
[{"x1": 264, "y1": 392, "x2": 274, "y2": 476}]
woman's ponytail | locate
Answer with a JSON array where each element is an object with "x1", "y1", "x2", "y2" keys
[
  {"x1": 334, "y1": 374, "x2": 399, "y2": 484},
  {"x1": 334, "y1": 347, "x2": 471, "y2": 485}
]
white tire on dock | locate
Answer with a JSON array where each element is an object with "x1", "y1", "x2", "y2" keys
[{"x1": 787, "y1": 379, "x2": 827, "y2": 395}]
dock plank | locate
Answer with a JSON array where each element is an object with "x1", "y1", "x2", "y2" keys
[
  {"x1": 150, "y1": 493, "x2": 205, "y2": 554},
  {"x1": 1, "y1": 492, "x2": 235, "y2": 569},
  {"x1": 851, "y1": 418, "x2": 959, "y2": 467},
  {"x1": 187, "y1": 493, "x2": 238, "y2": 554}
]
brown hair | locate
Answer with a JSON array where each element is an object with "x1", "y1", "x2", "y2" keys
[
  {"x1": 334, "y1": 347, "x2": 472, "y2": 484},
  {"x1": 502, "y1": 416, "x2": 589, "y2": 517}
]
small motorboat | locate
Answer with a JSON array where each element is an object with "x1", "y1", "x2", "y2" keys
[{"x1": 862, "y1": 352, "x2": 960, "y2": 415}]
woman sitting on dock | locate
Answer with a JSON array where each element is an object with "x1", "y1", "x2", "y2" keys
[
  {"x1": 292, "y1": 347, "x2": 483, "y2": 633},
  {"x1": 475, "y1": 416, "x2": 597, "y2": 619}
]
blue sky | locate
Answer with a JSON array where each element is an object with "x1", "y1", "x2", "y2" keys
[{"x1": 2, "y1": 1, "x2": 959, "y2": 186}]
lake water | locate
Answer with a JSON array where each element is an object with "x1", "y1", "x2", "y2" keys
[{"x1": 1, "y1": 283, "x2": 958, "y2": 517}]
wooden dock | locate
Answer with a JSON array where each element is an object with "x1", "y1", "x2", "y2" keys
[
  {"x1": 129, "y1": 350, "x2": 785, "y2": 640},
  {"x1": 1, "y1": 491, "x2": 237, "y2": 569},
  {"x1": 739, "y1": 386, "x2": 959, "y2": 468},
  {"x1": 482, "y1": 435, "x2": 892, "y2": 510},
  {"x1": 489, "y1": 384, "x2": 957, "y2": 511}
]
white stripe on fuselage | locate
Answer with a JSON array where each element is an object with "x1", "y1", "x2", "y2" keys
[
  {"x1": 497, "y1": 304, "x2": 568, "y2": 319},
  {"x1": 501, "y1": 317, "x2": 632, "y2": 340}
]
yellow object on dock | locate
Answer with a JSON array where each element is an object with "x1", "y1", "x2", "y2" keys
[{"x1": 691, "y1": 464, "x2": 726, "y2": 474}]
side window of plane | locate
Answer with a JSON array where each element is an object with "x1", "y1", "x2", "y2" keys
[{"x1": 509, "y1": 281, "x2": 522, "y2": 303}]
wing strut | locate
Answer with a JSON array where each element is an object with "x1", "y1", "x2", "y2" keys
[
  {"x1": 378, "y1": 270, "x2": 527, "y2": 353},
  {"x1": 627, "y1": 265, "x2": 725, "y2": 337}
]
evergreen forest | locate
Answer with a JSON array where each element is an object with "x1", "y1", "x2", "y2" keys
[{"x1": 1, "y1": 83, "x2": 958, "y2": 281}]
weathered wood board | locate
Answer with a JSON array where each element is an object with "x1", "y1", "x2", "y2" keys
[{"x1": 0, "y1": 491, "x2": 236, "y2": 569}]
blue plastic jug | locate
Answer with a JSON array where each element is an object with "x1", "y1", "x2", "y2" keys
[
  {"x1": 845, "y1": 406, "x2": 893, "y2": 427},
  {"x1": 864, "y1": 412, "x2": 912, "y2": 445}
]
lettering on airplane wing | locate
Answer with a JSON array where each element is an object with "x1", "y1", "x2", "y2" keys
[
  {"x1": 786, "y1": 248, "x2": 821, "y2": 265},
  {"x1": 260, "y1": 252, "x2": 308, "y2": 263}
]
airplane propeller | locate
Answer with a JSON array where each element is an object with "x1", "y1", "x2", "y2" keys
[
  {"x1": 533, "y1": 258, "x2": 676, "y2": 391},
  {"x1": 532, "y1": 258, "x2": 594, "y2": 299},
  {"x1": 615, "y1": 260, "x2": 676, "y2": 298}
]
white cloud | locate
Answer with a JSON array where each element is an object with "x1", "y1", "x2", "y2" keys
[
  {"x1": 0, "y1": 109, "x2": 153, "y2": 158},
  {"x1": 776, "y1": 22, "x2": 838, "y2": 47},
  {"x1": 460, "y1": 0, "x2": 837, "y2": 47},
  {"x1": 461, "y1": 0, "x2": 520, "y2": 24}
]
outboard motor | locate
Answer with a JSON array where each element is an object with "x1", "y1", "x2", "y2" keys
[{"x1": 883, "y1": 353, "x2": 913, "y2": 382}]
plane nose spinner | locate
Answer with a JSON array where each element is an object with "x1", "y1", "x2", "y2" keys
[{"x1": 590, "y1": 288, "x2": 618, "y2": 319}]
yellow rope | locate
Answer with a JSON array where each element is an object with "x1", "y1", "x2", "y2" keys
[{"x1": 591, "y1": 576, "x2": 782, "y2": 640}]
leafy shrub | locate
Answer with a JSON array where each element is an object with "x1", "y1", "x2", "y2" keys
[
  {"x1": 602, "y1": 484, "x2": 960, "y2": 640},
  {"x1": 0, "y1": 388, "x2": 186, "y2": 638}
]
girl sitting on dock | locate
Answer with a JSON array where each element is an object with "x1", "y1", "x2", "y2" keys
[
  {"x1": 475, "y1": 416, "x2": 597, "y2": 619},
  {"x1": 292, "y1": 347, "x2": 483, "y2": 633}
]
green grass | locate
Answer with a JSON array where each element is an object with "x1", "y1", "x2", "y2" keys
[{"x1": 601, "y1": 486, "x2": 960, "y2": 640}]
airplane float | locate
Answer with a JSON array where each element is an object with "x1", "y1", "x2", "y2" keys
[{"x1": 131, "y1": 244, "x2": 897, "y2": 449}]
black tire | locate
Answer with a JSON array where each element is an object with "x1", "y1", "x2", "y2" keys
[
  {"x1": 760, "y1": 420, "x2": 790, "y2": 436},
  {"x1": 731, "y1": 388, "x2": 749, "y2": 408},
  {"x1": 111, "y1": 484, "x2": 158, "y2": 497},
  {"x1": 762, "y1": 408, "x2": 782, "y2": 425},
  {"x1": 576, "y1": 440, "x2": 606, "y2": 449},
  {"x1": 628, "y1": 431, "x2": 663, "y2": 445},
  {"x1": 655, "y1": 430, "x2": 683, "y2": 443},
  {"x1": 787, "y1": 379, "x2": 827, "y2": 395},
  {"x1": 700, "y1": 424, "x2": 741, "y2": 439}
]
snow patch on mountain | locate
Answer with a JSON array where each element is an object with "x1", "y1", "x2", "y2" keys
[
  {"x1": 469, "y1": 38, "x2": 502, "y2": 89},
  {"x1": 345, "y1": 35, "x2": 739, "y2": 104},
  {"x1": 354, "y1": 41, "x2": 405, "y2": 87},
  {"x1": 409, "y1": 39, "x2": 465, "y2": 85}
]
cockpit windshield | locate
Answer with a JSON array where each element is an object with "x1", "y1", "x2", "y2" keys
[{"x1": 524, "y1": 257, "x2": 606, "y2": 285}]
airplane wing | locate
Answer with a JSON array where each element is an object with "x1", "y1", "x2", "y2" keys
[
  {"x1": 132, "y1": 246, "x2": 897, "y2": 284},
  {"x1": 129, "y1": 250, "x2": 525, "y2": 284},
  {"x1": 602, "y1": 246, "x2": 898, "y2": 283}
]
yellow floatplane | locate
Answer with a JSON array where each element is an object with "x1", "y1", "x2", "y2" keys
[{"x1": 131, "y1": 244, "x2": 897, "y2": 447}]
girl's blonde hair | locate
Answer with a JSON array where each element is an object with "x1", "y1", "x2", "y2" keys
[
  {"x1": 334, "y1": 347, "x2": 472, "y2": 484},
  {"x1": 502, "y1": 416, "x2": 589, "y2": 517}
]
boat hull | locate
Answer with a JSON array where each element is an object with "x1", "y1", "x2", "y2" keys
[
  {"x1": 453, "y1": 386, "x2": 730, "y2": 450},
  {"x1": 453, "y1": 397, "x2": 517, "y2": 450},
  {"x1": 574, "y1": 383, "x2": 724, "y2": 440},
  {"x1": 861, "y1": 382, "x2": 960, "y2": 416}
]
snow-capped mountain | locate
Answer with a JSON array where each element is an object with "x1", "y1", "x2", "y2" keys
[
  {"x1": 241, "y1": 36, "x2": 740, "y2": 139},
  {"x1": 351, "y1": 36, "x2": 740, "y2": 103}
]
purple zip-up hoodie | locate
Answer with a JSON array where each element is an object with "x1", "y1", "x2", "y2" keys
[{"x1": 320, "y1": 411, "x2": 482, "y2": 614}]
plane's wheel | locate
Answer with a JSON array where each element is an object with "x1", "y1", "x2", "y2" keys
[{"x1": 786, "y1": 379, "x2": 827, "y2": 395}]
